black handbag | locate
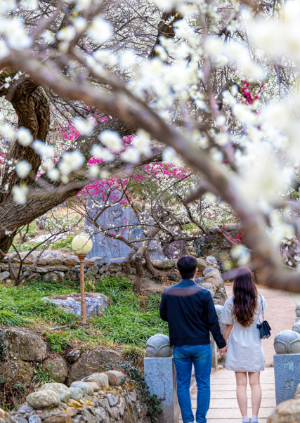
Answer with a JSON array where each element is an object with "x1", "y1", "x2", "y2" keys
[{"x1": 257, "y1": 295, "x2": 271, "y2": 339}]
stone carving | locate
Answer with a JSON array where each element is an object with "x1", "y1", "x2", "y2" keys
[
  {"x1": 293, "y1": 322, "x2": 300, "y2": 334},
  {"x1": 274, "y1": 330, "x2": 300, "y2": 355},
  {"x1": 85, "y1": 196, "x2": 165, "y2": 263},
  {"x1": 146, "y1": 334, "x2": 173, "y2": 357}
]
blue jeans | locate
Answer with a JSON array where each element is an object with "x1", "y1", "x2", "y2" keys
[{"x1": 173, "y1": 344, "x2": 212, "y2": 423}]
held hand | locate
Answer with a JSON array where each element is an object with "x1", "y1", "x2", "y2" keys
[{"x1": 219, "y1": 346, "x2": 228, "y2": 356}]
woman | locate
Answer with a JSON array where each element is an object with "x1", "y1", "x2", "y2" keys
[{"x1": 220, "y1": 267, "x2": 266, "y2": 423}]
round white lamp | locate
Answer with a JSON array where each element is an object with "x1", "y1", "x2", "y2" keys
[{"x1": 71, "y1": 233, "x2": 93, "y2": 324}]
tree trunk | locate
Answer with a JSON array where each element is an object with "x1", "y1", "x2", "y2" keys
[{"x1": 133, "y1": 255, "x2": 144, "y2": 294}]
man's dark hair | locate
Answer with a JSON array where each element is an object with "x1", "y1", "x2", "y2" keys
[{"x1": 177, "y1": 255, "x2": 198, "y2": 279}]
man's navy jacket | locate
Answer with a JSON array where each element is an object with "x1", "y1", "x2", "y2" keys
[{"x1": 160, "y1": 279, "x2": 226, "y2": 349}]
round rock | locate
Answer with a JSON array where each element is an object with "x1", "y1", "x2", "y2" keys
[
  {"x1": 206, "y1": 256, "x2": 217, "y2": 265},
  {"x1": 26, "y1": 390, "x2": 60, "y2": 409},
  {"x1": 82, "y1": 372, "x2": 109, "y2": 388},
  {"x1": 43, "y1": 357, "x2": 68, "y2": 383},
  {"x1": 146, "y1": 334, "x2": 173, "y2": 357},
  {"x1": 70, "y1": 381, "x2": 94, "y2": 396},
  {"x1": 203, "y1": 267, "x2": 215, "y2": 276},
  {"x1": 274, "y1": 330, "x2": 300, "y2": 354},
  {"x1": 39, "y1": 383, "x2": 71, "y2": 403},
  {"x1": 69, "y1": 387, "x2": 83, "y2": 400}
]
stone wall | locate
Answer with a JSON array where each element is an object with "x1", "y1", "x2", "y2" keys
[{"x1": 1, "y1": 371, "x2": 150, "y2": 423}]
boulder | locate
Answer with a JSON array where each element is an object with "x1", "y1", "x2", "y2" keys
[
  {"x1": 0, "y1": 408, "x2": 10, "y2": 423},
  {"x1": 69, "y1": 387, "x2": 83, "y2": 400},
  {"x1": 82, "y1": 373, "x2": 109, "y2": 388},
  {"x1": 63, "y1": 256, "x2": 79, "y2": 267},
  {"x1": 39, "y1": 383, "x2": 71, "y2": 403},
  {"x1": 68, "y1": 349, "x2": 123, "y2": 384},
  {"x1": 200, "y1": 282, "x2": 217, "y2": 297},
  {"x1": 43, "y1": 415, "x2": 71, "y2": 423},
  {"x1": 106, "y1": 393, "x2": 118, "y2": 407},
  {"x1": 44, "y1": 272, "x2": 62, "y2": 283},
  {"x1": 66, "y1": 350, "x2": 80, "y2": 363},
  {"x1": 43, "y1": 356, "x2": 68, "y2": 383},
  {"x1": 0, "y1": 359, "x2": 34, "y2": 386},
  {"x1": 203, "y1": 270, "x2": 223, "y2": 287},
  {"x1": 206, "y1": 256, "x2": 217, "y2": 266},
  {"x1": 196, "y1": 258, "x2": 206, "y2": 272},
  {"x1": 28, "y1": 416, "x2": 41, "y2": 423},
  {"x1": 69, "y1": 381, "x2": 94, "y2": 396},
  {"x1": 107, "y1": 370, "x2": 127, "y2": 384},
  {"x1": 86, "y1": 381, "x2": 100, "y2": 392},
  {"x1": 203, "y1": 267, "x2": 215, "y2": 276},
  {"x1": 46, "y1": 293, "x2": 109, "y2": 317},
  {"x1": 29, "y1": 273, "x2": 42, "y2": 282},
  {"x1": 267, "y1": 399, "x2": 300, "y2": 422},
  {"x1": 0, "y1": 328, "x2": 47, "y2": 362},
  {"x1": 152, "y1": 260, "x2": 175, "y2": 270},
  {"x1": 26, "y1": 390, "x2": 60, "y2": 409},
  {"x1": 0, "y1": 271, "x2": 10, "y2": 281},
  {"x1": 105, "y1": 372, "x2": 119, "y2": 386}
]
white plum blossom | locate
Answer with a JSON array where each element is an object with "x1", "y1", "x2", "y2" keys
[
  {"x1": 0, "y1": 40, "x2": 8, "y2": 58},
  {"x1": 20, "y1": 0, "x2": 38, "y2": 9},
  {"x1": 73, "y1": 117, "x2": 95, "y2": 135},
  {"x1": 57, "y1": 26, "x2": 76, "y2": 42},
  {"x1": 93, "y1": 49, "x2": 118, "y2": 66},
  {"x1": 0, "y1": 124, "x2": 16, "y2": 141},
  {"x1": 12, "y1": 185, "x2": 28, "y2": 205},
  {"x1": 58, "y1": 151, "x2": 84, "y2": 175},
  {"x1": 121, "y1": 147, "x2": 140, "y2": 163},
  {"x1": 15, "y1": 160, "x2": 31, "y2": 178},
  {"x1": 231, "y1": 245, "x2": 251, "y2": 266},
  {"x1": 98, "y1": 130, "x2": 122, "y2": 152},
  {"x1": 73, "y1": 17, "x2": 87, "y2": 33},
  {"x1": 119, "y1": 50, "x2": 138, "y2": 69},
  {"x1": 17, "y1": 127, "x2": 32, "y2": 146},
  {"x1": 47, "y1": 168, "x2": 60, "y2": 182},
  {"x1": 163, "y1": 147, "x2": 182, "y2": 166},
  {"x1": 91, "y1": 145, "x2": 114, "y2": 161},
  {"x1": 89, "y1": 165, "x2": 99, "y2": 177},
  {"x1": 133, "y1": 130, "x2": 152, "y2": 156},
  {"x1": 88, "y1": 16, "x2": 113, "y2": 43}
]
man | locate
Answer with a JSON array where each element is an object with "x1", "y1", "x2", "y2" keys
[{"x1": 160, "y1": 255, "x2": 227, "y2": 423}]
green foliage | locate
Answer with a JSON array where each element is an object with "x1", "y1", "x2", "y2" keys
[
  {"x1": 118, "y1": 362, "x2": 162, "y2": 423},
  {"x1": 0, "y1": 276, "x2": 167, "y2": 350},
  {"x1": 0, "y1": 280, "x2": 80, "y2": 326},
  {"x1": 0, "y1": 310, "x2": 27, "y2": 326},
  {"x1": 45, "y1": 332, "x2": 72, "y2": 353},
  {"x1": 32, "y1": 364, "x2": 55, "y2": 385},
  {"x1": 91, "y1": 277, "x2": 168, "y2": 345}
]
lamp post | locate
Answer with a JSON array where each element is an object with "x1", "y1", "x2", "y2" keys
[{"x1": 71, "y1": 233, "x2": 93, "y2": 324}]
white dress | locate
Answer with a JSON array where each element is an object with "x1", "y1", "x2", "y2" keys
[{"x1": 220, "y1": 295, "x2": 267, "y2": 372}]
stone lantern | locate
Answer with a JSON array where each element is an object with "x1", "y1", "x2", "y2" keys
[{"x1": 71, "y1": 233, "x2": 93, "y2": 324}]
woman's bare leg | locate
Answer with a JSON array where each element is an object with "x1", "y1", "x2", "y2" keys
[
  {"x1": 235, "y1": 372, "x2": 248, "y2": 418},
  {"x1": 249, "y1": 372, "x2": 262, "y2": 417}
]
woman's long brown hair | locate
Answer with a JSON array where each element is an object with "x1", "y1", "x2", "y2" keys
[{"x1": 233, "y1": 267, "x2": 258, "y2": 327}]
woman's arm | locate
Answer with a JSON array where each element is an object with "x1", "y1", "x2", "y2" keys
[{"x1": 224, "y1": 324, "x2": 234, "y2": 342}]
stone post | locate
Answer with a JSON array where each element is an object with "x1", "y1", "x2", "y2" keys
[
  {"x1": 274, "y1": 330, "x2": 300, "y2": 404},
  {"x1": 144, "y1": 334, "x2": 179, "y2": 423}
]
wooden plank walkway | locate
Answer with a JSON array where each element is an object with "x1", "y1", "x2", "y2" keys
[{"x1": 179, "y1": 367, "x2": 275, "y2": 423}]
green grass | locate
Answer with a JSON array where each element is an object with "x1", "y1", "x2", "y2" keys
[
  {"x1": 90, "y1": 277, "x2": 168, "y2": 346},
  {"x1": 0, "y1": 276, "x2": 168, "y2": 349}
]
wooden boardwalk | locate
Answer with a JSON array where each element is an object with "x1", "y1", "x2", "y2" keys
[{"x1": 179, "y1": 367, "x2": 275, "y2": 423}]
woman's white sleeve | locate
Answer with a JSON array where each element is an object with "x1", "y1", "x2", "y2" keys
[{"x1": 220, "y1": 299, "x2": 234, "y2": 325}]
